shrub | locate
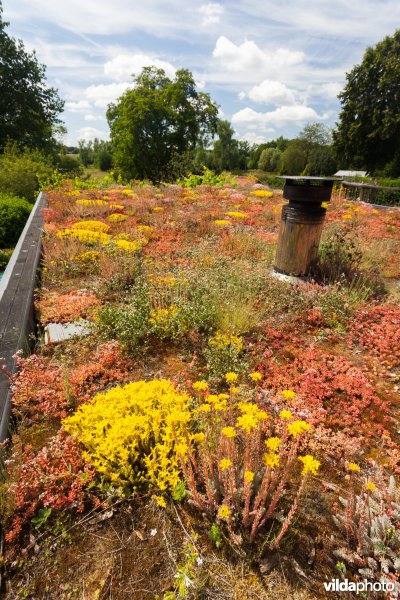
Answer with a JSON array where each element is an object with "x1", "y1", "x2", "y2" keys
[
  {"x1": 0, "y1": 247, "x2": 13, "y2": 270},
  {"x1": 312, "y1": 231, "x2": 362, "y2": 284},
  {"x1": 179, "y1": 168, "x2": 236, "y2": 188},
  {"x1": 374, "y1": 189, "x2": 400, "y2": 206},
  {"x1": 0, "y1": 193, "x2": 32, "y2": 248},
  {"x1": 63, "y1": 379, "x2": 192, "y2": 494},
  {"x1": 0, "y1": 144, "x2": 53, "y2": 202},
  {"x1": 57, "y1": 154, "x2": 83, "y2": 177}
]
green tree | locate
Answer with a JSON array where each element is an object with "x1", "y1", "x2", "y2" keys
[
  {"x1": 334, "y1": 30, "x2": 400, "y2": 173},
  {"x1": 258, "y1": 147, "x2": 282, "y2": 172},
  {"x1": 0, "y1": 2, "x2": 64, "y2": 152},
  {"x1": 107, "y1": 67, "x2": 219, "y2": 182}
]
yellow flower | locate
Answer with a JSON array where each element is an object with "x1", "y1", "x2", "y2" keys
[
  {"x1": 225, "y1": 211, "x2": 247, "y2": 219},
  {"x1": 192, "y1": 432, "x2": 205, "y2": 443},
  {"x1": 221, "y1": 426, "x2": 236, "y2": 438},
  {"x1": 244, "y1": 470, "x2": 254, "y2": 483},
  {"x1": 279, "y1": 410, "x2": 293, "y2": 421},
  {"x1": 238, "y1": 402, "x2": 267, "y2": 419},
  {"x1": 321, "y1": 202, "x2": 328, "y2": 209},
  {"x1": 199, "y1": 404, "x2": 211, "y2": 413},
  {"x1": 155, "y1": 496, "x2": 166, "y2": 508},
  {"x1": 214, "y1": 219, "x2": 231, "y2": 226},
  {"x1": 115, "y1": 238, "x2": 147, "y2": 253},
  {"x1": 281, "y1": 390, "x2": 296, "y2": 400},
  {"x1": 193, "y1": 381, "x2": 208, "y2": 392},
  {"x1": 249, "y1": 372, "x2": 262, "y2": 381},
  {"x1": 205, "y1": 394, "x2": 220, "y2": 404},
  {"x1": 108, "y1": 213, "x2": 128, "y2": 223},
  {"x1": 287, "y1": 420, "x2": 310, "y2": 438},
  {"x1": 175, "y1": 442, "x2": 188, "y2": 456},
  {"x1": 209, "y1": 331, "x2": 243, "y2": 353},
  {"x1": 264, "y1": 452, "x2": 280, "y2": 469},
  {"x1": 348, "y1": 463, "x2": 361, "y2": 473},
  {"x1": 231, "y1": 386, "x2": 240, "y2": 394},
  {"x1": 265, "y1": 437, "x2": 282, "y2": 452},
  {"x1": 153, "y1": 206, "x2": 164, "y2": 211},
  {"x1": 109, "y1": 203, "x2": 125, "y2": 210},
  {"x1": 218, "y1": 505, "x2": 231, "y2": 520},
  {"x1": 298, "y1": 455, "x2": 320, "y2": 476},
  {"x1": 225, "y1": 372, "x2": 238, "y2": 383},
  {"x1": 76, "y1": 199, "x2": 108, "y2": 207},
  {"x1": 365, "y1": 482, "x2": 376, "y2": 492},
  {"x1": 219, "y1": 458, "x2": 233, "y2": 470},
  {"x1": 71, "y1": 220, "x2": 110, "y2": 233},
  {"x1": 250, "y1": 190, "x2": 273, "y2": 198}
]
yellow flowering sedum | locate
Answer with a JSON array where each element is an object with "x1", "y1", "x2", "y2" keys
[
  {"x1": 264, "y1": 452, "x2": 280, "y2": 469},
  {"x1": 63, "y1": 379, "x2": 191, "y2": 492},
  {"x1": 236, "y1": 402, "x2": 267, "y2": 433},
  {"x1": 279, "y1": 410, "x2": 293, "y2": 421},
  {"x1": 265, "y1": 437, "x2": 282, "y2": 452},
  {"x1": 244, "y1": 470, "x2": 254, "y2": 483},
  {"x1": 57, "y1": 228, "x2": 111, "y2": 245},
  {"x1": 365, "y1": 482, "x2": 376, "y2": 492},
  {"x1": 251, "y1": 190, "x2": 273, "y2": 198},
  {"x1": 221, "y1": 426, "x2": 236, "y2": 438},
  {"x1": 249, "y1": 372, "x2": 262, "y2": 381},
  {"x1": 219, "y1": 458, "x2": 233, "y2": 470},
  {"x1": 108, "y1": 213, "x2": 128, "y2": 223},
  {"x1": 298, "y1": 455, "x2": 320, "y2": 476},
  {"x1": 348, "y1": 463, "x2": 361, "y2": 473},
  {"x1": 71, "y1": 220, "x2": 110, "y2": 233},
  {"x1": 225, "y1": 372, "x2": 238, "y2": 383},
  {"x1": 218, "y1": 505, "x2": 231, "y2": 520},
  {"x1": 115, "y1": 238, "x2": 147, "y2": 253},
  {"x1": 225, "y1": 211, "x2": 247, "y2": 219},
  {"x1": 192, "y1": 380, "x2": 209, "y2": 392},
  {"x1": 76, "y1": 199, "x2": 108, "y2": 207},
  {"x1": 214, "y1": 219, "x2": 231, "y2": 226},
  {"x1": 209, "y1": 331, "x2": 243, "y2": 353},
  {"x1": 281, "y1": 390, "x2": 296, "y2": 400},
  {"x1": 287, "y1": 420, "x2": 311, "y2": 438}
]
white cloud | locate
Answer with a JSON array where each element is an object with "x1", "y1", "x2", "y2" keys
[
  {"x1": 84, "y1": 114, "x2": 105, "y2": 121},
  {"x1": 85, "y1": 82, "x2": 132, "y2": 108},
  {"x1": 319, "y1": 82, "x2": 343, "y2": 99},
  {"x1": 104, "y1": 53, "x2": 176, "y2": 82},
  {"x1": 198, "y1": 3, "x2": 224, "y2": 26},
  {"x1": 244, "y1": 80, "x2": 297, "y2": 105},
  {"x1": 213, "y1": 36, "x2": 305, "y2": 74},
  {"x1": 232, "y1": 105, "x2": 322, "y2": 129},
  {"x1": 66, "y1": 100, "x2": 92, "y2": 112},
  {"x1": 241, "y1": 131, "x2": 274, "y2": 144},
  {"x1": 77, "y1": 126, "x2": 109, "y2": 142}
]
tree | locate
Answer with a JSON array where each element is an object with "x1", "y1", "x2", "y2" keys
[
  {"x1": 258, "y1": 147, "x2": 281, "y2": 172},
  {"x1": 107, "y1": 67, "x2": 219, "y2": 182},
  {"x1": 0, "y1": 2, "x2": 64, "y2": 152},
  {"x1": 334, "y1": 30, "x2": 400, "y2": 174}
]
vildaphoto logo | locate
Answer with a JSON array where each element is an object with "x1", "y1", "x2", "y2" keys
[{"x1": 323, "y1": 578, "x2": 395, "y2": 594}]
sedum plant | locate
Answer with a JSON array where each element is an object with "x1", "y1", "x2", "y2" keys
[
  {"x1": 179, "y1": 377, "x2": 320, "y2": 546},
  {"x1": 333, "y1": 464, "x2": 400, "y2": 596},
  {"x1": 63, "y1": 379, "x2": 192, "y2": 494}
]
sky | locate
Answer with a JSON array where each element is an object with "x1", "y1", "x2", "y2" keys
[{"x1": 4, "y1": 1, "x2": 400, "y2": 146}]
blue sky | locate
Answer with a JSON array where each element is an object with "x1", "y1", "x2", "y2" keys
[{"x1": 4, "y1": 0, "x2": 400, "y2": 146}]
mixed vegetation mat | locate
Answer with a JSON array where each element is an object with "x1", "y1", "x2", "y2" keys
[{"x1": 1, "y1": 177, "x2": 399, "y2": 598}]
